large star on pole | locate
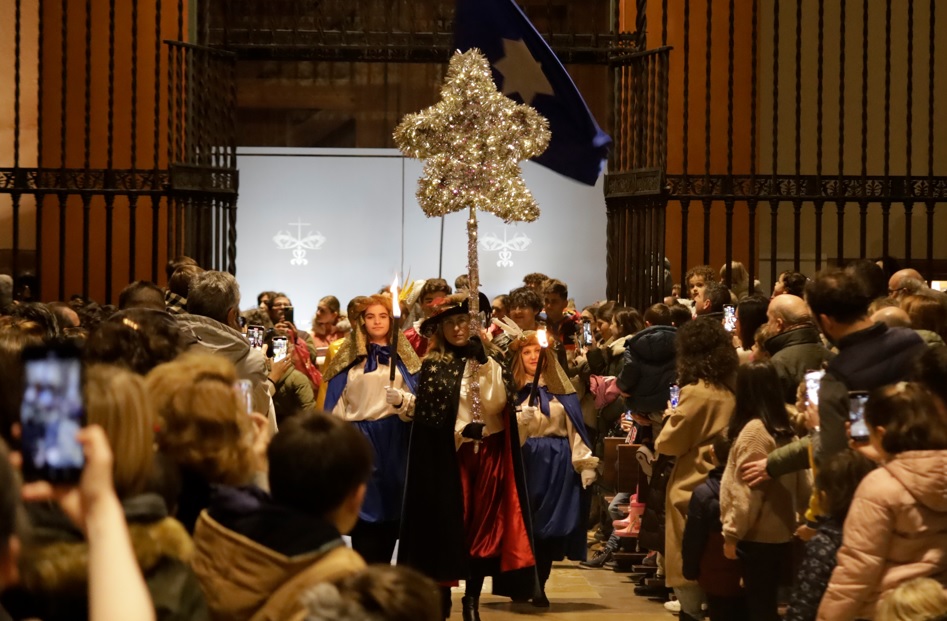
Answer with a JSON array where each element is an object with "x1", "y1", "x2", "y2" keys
[
  {"x1": 494, "y1": 38, "x2": 555, "y2": 105},
  {"x1": 393, "y1": 49, "x2": 551, "y2": 223}
]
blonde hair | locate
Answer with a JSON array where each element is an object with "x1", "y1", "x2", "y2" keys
[
  {"x1": 877, "y1": 577, "x2": 947, "y2": 621},
  {"x1": 84, "y1": 365, "x2": 156, "y2": 498},
  {"x1": 146, "y1": 352, "x2": 254, "y2": 486}
]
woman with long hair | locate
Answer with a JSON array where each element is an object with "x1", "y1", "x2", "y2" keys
[
  {"x1": 720, "y1": 361, "x2": 809, "y2": 621},
  {"x1": 655, "y1": 318, "x2": 739, "y2": 621},
  {"x1": 512, "y1": 330, "x2": 598, "y2": 608},
  {"x1": 399, "y1": 293, "x2": 534, "y2": 621},
  {"x1": 322, "y1": 293, "x2": 420, "y2": 565}
]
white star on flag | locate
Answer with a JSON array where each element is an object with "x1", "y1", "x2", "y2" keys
[{"x1": 494, "y1": 38, "x2": 554, "y2": 105}]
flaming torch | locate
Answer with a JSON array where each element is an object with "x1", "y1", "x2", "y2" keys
[{"x1": 389, "y1": 276, "x2": 400, "y2": 382}]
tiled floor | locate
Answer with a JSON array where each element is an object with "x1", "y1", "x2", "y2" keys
[{"x1": 448, "y1": 561, "x2": 673, "y2": 620}]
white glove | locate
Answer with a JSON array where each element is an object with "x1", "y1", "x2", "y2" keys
[
  {"x1": 517, "y1": 405, "x2": 538, "y2": 425},
  {"x1": 581, "y1": 469, "x2": 597, "y2": 489},
  {"x1": 385, "y1": 386, "x2": 406, "y2": 407}
]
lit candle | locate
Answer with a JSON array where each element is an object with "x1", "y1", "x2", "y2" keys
[
  {"x1": 528, "y1": 329, "x2": 548, "y2": 407},
  {"x1": 389, "y1": 276, "x2": 400, "y2": 382}
]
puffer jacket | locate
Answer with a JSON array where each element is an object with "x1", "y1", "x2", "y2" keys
[
  {"x1": 617, "y1": 325, "x2": 677, "y2": 413},
  {"x1": 816, "y1": 451, "x2": 947, "y2": 620},
  {"x1": 191, "y1": 486, "x2": 365, "y2": 621}
]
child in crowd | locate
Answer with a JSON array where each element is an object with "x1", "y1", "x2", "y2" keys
[
  {"x1": 190, "y1": 413, "x2": 371, "y2": 621},
  {"x1": 720, "y1": 361, "x2": 810, "y2": 621},
  {"x1": 784, "y1": 449, "x2": 877, "y2": 621},
  {"x1": 876, "y1": 578, "x2": 947, "y2": 621},
  {"x1": 817, "y1": 383, "x2": 947, "y2": 620},
  {"x1": 681, "y1": 434, "x2": 746, "y2": 621}
]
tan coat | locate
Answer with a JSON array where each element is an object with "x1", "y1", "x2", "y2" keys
[
  {"x1": 817, "y1": 451, "x2": 947, "y2": 621},
  {"x1": 191, "y1": 511, "x2": 366, "y2": 621},
  {"x1": 655, "y1": 380, "x2": 735, "y2": 587}
]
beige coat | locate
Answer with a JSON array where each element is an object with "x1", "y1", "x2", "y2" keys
[
  {"x1": 817, "y1": 451, "x2": 947, "y2": 621},
  {"x1": 655, "y1": 380, "x2": 735, "y2": 587},
  {"x1": 191, "y1": 512, "x2": 366, "y2": 621}
]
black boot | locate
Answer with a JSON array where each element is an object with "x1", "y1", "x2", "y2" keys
[{"x1": 461, "y1": 595, "x2": 481, "y2": 621}]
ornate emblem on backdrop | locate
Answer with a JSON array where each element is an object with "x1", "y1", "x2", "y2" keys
[
  {"x1": 480, "y1": 228, "x2": 531, "y2": 268},
  {"x1": 273, "y1": 219, "x2": 326, "y2": 266}
]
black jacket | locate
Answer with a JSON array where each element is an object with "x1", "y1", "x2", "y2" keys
[
  {"x1": 784, "y1": 518, "x2": 844, "y2": 621},
  {"x1": 617, "y1": 325, "x2": 677, "y2": 413},
  {"x1": 817, "y1": 323, "x2": 925, "y2": 460},
  {"x1": 765, "y1": 325, "x2": 834, "y2": 404}
]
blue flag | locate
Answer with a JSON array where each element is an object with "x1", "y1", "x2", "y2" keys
[{"x1": 455, "y1": 0, "x2": 612, "y2": 186}]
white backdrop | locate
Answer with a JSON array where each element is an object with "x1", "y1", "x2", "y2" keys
[{"x1": 234, "y1": 148, "x2": 607, "y2": 323}]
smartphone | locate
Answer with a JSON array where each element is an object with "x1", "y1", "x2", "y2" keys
[
  {"x1": 622, "y1": 411, "x2": 633, "y2": 422},
  {"x1": 582, "y1": 320, "x2": 594, "y2": 347},
  {"x1": 247, "y1": 324, "x2": 264, "y2": 349},
  {"x1": 805, "y1": 370, "x2": 825, "y2": 406},
  {"x1": 669, "y1": 383, "x2": 681, "y2": 408},
  {"x1": 233, "y1": 379, "x2": 253, "y2": 415},
  {"x1": 848, "y1": 391, "x2": 870, "y2": 443},
  {"x1": 20, "y1": 344, "x2": 85, "y2": 483},
  {"x1": 723, "y1": 304, "x2": 737, "y2": 332},
  {"x1": 282, "y1": 306, "x2": 295, "y2": 325},
  {"x1": 272, "y1": 336, "x2": 288, "y2": 362}
]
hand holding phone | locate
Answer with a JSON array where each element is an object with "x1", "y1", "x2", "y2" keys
[
  {"x1": 848, "y1": 391, "x2": 870, "y2": 443},
  {"x1": 20, "y1": 344, "x2": 85, "y2": 483}
]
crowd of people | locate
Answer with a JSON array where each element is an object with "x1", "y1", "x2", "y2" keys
[{"x1": 0, "y1": 256, "x2": 945, "y2": 621}]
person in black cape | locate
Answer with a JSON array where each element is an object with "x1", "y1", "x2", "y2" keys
[{"x1": 398, "y1": 293, "x2": 536, "y2": 621}]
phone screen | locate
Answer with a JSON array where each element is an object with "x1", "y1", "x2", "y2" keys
[
  {"x1": 848, "y1": 392, "x2": 870, "y2": 442},
  {"x1": 234, "y1": 379, "x2": 253, "y2": 415},
  {"x1": 723, "y1": 305, "x2": 737, "y2": 332},
  {"x1": 272, "y1": 336, "x2": 288, "y2": 362},
  {"x1": 247, "y1": 325, "x2": 264, "y2": 349},
  {"x1": 582, "y1": 321, "x2": 593, "y2": 347},
  {"x1": 20, "y1": 345, "x2": 85, "y2": 483},
  {"x1": 669, "y1": 383, "x2": 681, "y2": 408},
  {"x1": 805, "y1": 370, "x2": 825, "y2": 406}
]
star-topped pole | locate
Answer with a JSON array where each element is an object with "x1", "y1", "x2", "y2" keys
[{"x1": 394, "y1": 48, "x2": 550, "y2": 426}]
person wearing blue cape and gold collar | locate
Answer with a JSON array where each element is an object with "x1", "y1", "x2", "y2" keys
[
  {"x1": 399, "y1": 293, "x2": 536, "y2": 621},
  {"x1": 322, "y1": 292, "x2": 421, "y2": 565},
  {"x1": 510, "y1": 327, "x2": 599, "y2": 608}
]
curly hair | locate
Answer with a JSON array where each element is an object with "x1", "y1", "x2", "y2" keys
[
  {"x1": 684, "y1": 265, "x2": 718, "y2": 287},
  {"x1": 676, "y1": 317, "x2": 738, "y2": 390},
  {"x1": 146, "y1": 353, "x2": 255, "y2": 486},
  {"x1": 85, "y1": 308, "x2": 187, "y2": 375}
]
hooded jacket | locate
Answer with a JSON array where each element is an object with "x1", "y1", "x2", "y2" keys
[
  {"x1": 191, "y1": 486, "x2": 365, "y2": 621},
  {"x1": 176, "y1": 313, "x2": 272, "y2": 418},
  {"x1": 5, "y1": 494, "x2": 207, "y2": 621},
  {"x1": 816, "y1": 451, "x2": 947, "y2": 620},
  {"x1": 617, "y1": 325, "x2": 677, "y2": 413}
]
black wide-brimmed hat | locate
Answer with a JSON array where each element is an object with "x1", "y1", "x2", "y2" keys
[{"x1": 419, "y1": 291, "x2": 491, "y2": 337}]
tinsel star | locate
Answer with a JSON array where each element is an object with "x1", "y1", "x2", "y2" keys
[{"x1": 393, "y1": 49, "x2": 551, "y2": 223}]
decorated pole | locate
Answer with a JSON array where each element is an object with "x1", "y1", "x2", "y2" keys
[{"x1": 393, "y1": 49, "x2": 551, "y2": 422}]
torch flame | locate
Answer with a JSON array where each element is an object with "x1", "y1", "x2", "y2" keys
[
  {"x1": 537, "y1": 328, "x2": 548, "y2": 348},
  {"x1": 390, "y1": 276, "x2": 401, "y2": 318}
]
